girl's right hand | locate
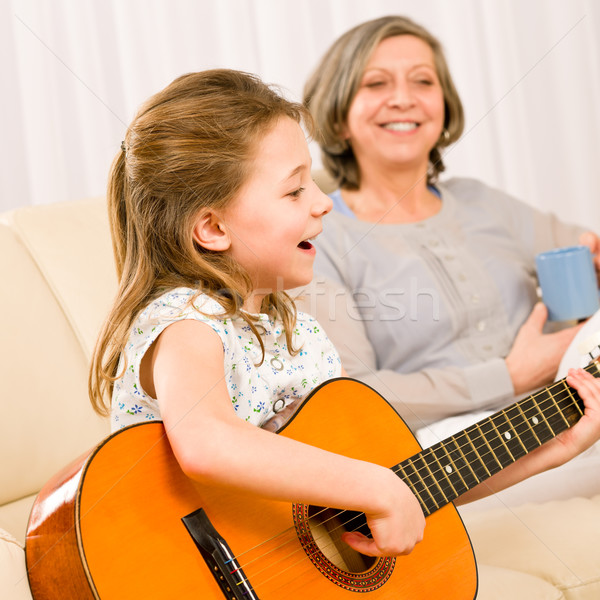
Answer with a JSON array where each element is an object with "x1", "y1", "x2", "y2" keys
[
  {"x1": 341, "y1": 470, "x2": 425, "y2": 557},
  {"x1": 505, "y1": 303, "x2": 584, "y2": 396}
]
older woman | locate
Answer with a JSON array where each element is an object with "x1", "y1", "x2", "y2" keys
[{"x1": 300, "y1": 15, "x2": 600, "y2": 433}]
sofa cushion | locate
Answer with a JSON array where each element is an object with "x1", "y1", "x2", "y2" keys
[
  {"x1": 0, "y1": 529, "x2": 33, "y2": 600},
  {"x1": 0, "y1": 496, "x2": 36, "y2": 547},
  {"x1": 5, "y1": 197, "x2": 117, "y2": 358},
  {"x1": 477, "y1": 564, "x2": 564, "y2": 599},
  {"x1": 0, "y1": 208, "x2": 109, "y2": 536},
  {"x1": 463, "y1": 495, "x2": 600, "y2": 599}
]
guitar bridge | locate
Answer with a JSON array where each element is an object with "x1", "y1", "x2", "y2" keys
[{"x1": 182, "y1": 508, "x2": 260, "y2": 599}]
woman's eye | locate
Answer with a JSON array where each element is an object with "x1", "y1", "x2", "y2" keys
[{"x1": 364, "y1": 80, "x2": 385, "y2": 88}]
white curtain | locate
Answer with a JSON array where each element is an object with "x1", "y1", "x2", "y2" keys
[{"x1": 2, "y1": 0, "x2": 600, "y2": 231}]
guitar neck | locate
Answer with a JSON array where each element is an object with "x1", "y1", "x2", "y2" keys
[{"x1": 394, "y1": 360, "x2": 600, "y2": 516}]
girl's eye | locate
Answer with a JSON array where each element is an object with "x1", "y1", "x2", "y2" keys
[
  {"x1": 288, "y1": 187, "x2": 305, "y2": 199},
  {"x1": 364, "y1": 80, "x2": 385, "y2": 88}
]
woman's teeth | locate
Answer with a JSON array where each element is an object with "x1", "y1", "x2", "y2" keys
[{"x1": 382, "y1": 122, "x2": 418, "y2": 131}]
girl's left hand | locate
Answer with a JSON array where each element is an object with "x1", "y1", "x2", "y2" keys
[
  {"x1": 552, "y1": 367, "x2": 600, "y2": 461},
  {"x1": 579, "y1": 231, "x2": 600, "y2": 284},
  {"x1": 456, "y1": 365, "x2": 600, "y2": 506},
  {"x1": 261, "y1": 399, "x2": 303, "y2": 432}
]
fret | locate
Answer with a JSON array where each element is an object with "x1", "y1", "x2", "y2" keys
[
  {"x1": 587, "y1": 360, "x2": 600, "y2": 378},
  {"x1": 400, "y1": 457, "x2": 438, "y2": 515},
  {"x1": 421, "y1": 450, "x2": 450, "y2": 504},
  {"x1": 488, "y1": 415, "x2": 516, "y2": 463},
  {"x1": 429, "y1": 442, "x2": 469, "y2": 499},
  {"x1": 437, "y1": 436, "x2": 480, "y2": 492},
  {"x1": 515, "y1": 402, "x2": 542, "y2": 446},
  {"x1": 546, "y1": 384, "x2": 571, "y2": 429},
  {"x1": 410, "y1": 455, "x2": 446, "y2": 512},
  {"x1": 390, "y1": 356, "x2": 600, "y2": 515},
  {"x1": 560, "y1": 380, "x2": 584, "y2": 417},
  {"x1": 451, "y1": 432, "x2": 483, "y2": 485},
  {"x1": 394, "y1": 463, "x2": 428, "y2": 510},
  {"x1": 543, "y1": 415, "x2": 558, "y2": 437},
  {"x1": 437, "y1": 442, "x2": 469, "y2": 491},
  {"x1": 422, "y1": 446, "x2": 456, "y2": 500},
  {"x1": 473, "y1": 423, "x2": 502, "y2": 474},
  {"x1": 494, "y1": 408, "x2": 529, "y2": 457},
  {"x1": 517, "y1": 393, "x2": 556, "y2": 443},
  {"x1": 539, "y1": 384, "x2": 575, "y2": 438},
  {"x1": 475, "y1": 418, "x2": 512, "y2": 470}
]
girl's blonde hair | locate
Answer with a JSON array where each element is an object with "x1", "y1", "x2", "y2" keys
[
  {"x1": 304, "y1": 15, "x2": 464, "y2": 188},
  {"x1": 90, "y1": 69, "x2": 309, "y2": 416}
]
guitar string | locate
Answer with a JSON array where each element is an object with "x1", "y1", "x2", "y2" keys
[
  {"x1": 237, "y1": 383, "x2": 590, "y2": 593},
  {"x1": 228, "y1": 371, "x2": 594, "y2": 588},
  {"x1": 223, "y1": 369, "x2": 595, "y2": 589},
  {"x1": 394, "y1": 384, "x2": 583, "y2": 508},
  {"x1": 234, "y1": 369, "x2": 586, "y2": 564},
  {"x1": 245, "y1": 364, "x2": 599, "y2": 588},
  {"x1": 244, "y1": 376, "x2": 577, "y2": 592},
  {"x1": 235, "y1": 402, "x2": 592, "y2": 593},
  {"x1": 234, "y1": 384, "x2": 582, "y2": 589},
  {"x1": 394, "y1": 364, "x2": 596, "y2": 494},
  {"x1": 232, "y1": 380, "x2": 582, "y2": 583}
]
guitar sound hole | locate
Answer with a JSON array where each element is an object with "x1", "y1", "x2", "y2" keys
[{"x1": 307, "y1": 505, "x2": 377, "y2": 573}]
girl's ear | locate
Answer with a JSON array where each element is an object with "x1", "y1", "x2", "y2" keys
[{"x1": 192, "y1": 210, "x2": 231, "y2": 252}]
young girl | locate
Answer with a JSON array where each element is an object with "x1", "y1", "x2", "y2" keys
[{"x1": 89, "y1": 68, "x2": 600, "y2": 560}]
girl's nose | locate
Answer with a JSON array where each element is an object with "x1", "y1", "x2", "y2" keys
[{"x1": 313, "y1": 188, "x2": 333, "y2": 217}]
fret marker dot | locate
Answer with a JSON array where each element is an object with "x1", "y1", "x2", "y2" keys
[
  {"x1": 445, "y1": 465, "x2": 453, "y2": 474},
  {"x1": 531, "y1": 416, "x2": 539, "y2": 425},
  {"x1": 504, "y1": 431, "x2": 512, "y2": 440}
]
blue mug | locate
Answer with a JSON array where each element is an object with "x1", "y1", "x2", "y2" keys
[{"x1": 535, "y1": 245, "x2": 599, "y2": 322}]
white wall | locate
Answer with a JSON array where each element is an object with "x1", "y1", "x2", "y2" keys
[{"x1": 2, "y1": 0, "x2": 599, "y2": 231}]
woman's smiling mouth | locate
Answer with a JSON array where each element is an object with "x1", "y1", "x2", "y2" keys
[{"x1": 381, "y1": 121, "x2": 419, "y2": 132}]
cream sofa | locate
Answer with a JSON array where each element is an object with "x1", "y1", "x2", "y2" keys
[{"x1": 1, "y1": 196, "x2": 600, "y2": 599}]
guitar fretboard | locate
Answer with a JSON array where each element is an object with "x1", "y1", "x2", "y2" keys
[{"x1": 394, "y1": 360, "x2": 599, "y2": 516}]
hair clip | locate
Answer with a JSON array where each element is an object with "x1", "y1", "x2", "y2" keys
[{"x1": 120, "y1": 140, "x2": 127, "y2": 153}]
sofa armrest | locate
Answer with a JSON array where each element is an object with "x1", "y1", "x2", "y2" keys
[{"x1": 0, "y1": 529, "x2": 33, "y2": 600}]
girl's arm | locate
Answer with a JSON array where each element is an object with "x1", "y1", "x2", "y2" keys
[
  {"x1": 143, "y1": 319, "x2": 425, "y2": 557},
  {"x1": 456, "y1": 367, "x2": 600, "y2": 504}
]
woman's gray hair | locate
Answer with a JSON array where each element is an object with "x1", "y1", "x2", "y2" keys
[{"x1": 304, "y1": 15, "x2": 464, "y2": 188}]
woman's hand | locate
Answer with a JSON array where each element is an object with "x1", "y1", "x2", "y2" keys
[
  {"x1": 505, "y1": 303, "x2": 584, "y2": 396},
  {"x1": 579, "y1": 231, "x2": 600, "y2": 285},
  {"x1": 341, "y1": 469, "x2": 425, "y2": 557}
]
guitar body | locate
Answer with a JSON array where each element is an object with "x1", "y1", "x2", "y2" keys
[{"x1": 26, "y1": 378, "x2": 477, "y2": 599}]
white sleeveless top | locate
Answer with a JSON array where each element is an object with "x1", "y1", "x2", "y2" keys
[{"x1": 111, "y1": 287, "x2": 342, "y2": 431}]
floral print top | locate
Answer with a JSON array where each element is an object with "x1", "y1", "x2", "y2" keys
[{"x1": 111, "y1": 287, "x2": 342, "y2": 431}]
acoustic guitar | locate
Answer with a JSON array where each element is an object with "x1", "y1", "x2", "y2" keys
[{"x1": 26, "y1": 355, "x2": 599, "y2": 599}]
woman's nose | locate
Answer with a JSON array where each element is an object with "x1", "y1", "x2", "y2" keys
[{"x1": 387, "y1": 82, "x2": 415, "y2": 110}]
